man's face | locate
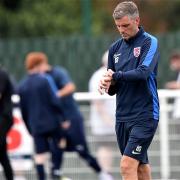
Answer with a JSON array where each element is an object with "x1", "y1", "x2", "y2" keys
[{"x1": 114, "y1": 16, "x2": 140, "y2": 40}]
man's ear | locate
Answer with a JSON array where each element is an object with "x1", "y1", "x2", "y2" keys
[{"x1": 135, "y1": 17, "x2": 140, "y2": 26}]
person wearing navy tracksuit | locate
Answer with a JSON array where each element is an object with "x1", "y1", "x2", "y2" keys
[
  {"x1": 18, "y1": 54, "x2": 66, "y2": 180},
  {"x1": 35, "y1": 54, "x2": 114, "y2": 180},
  {"x1": 44, "y1": 67, "x2": 114, "y2": 180},
  {"x1": 47, "y1": 66, "x2": 101, "y2": 167},
  {"x1": 99, "y1": 1, "x2": 160, "y2": 180}
]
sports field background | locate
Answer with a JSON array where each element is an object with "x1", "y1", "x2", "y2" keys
[{"x1": 0, "y1": 0, "x2": 180, "y2": 179}]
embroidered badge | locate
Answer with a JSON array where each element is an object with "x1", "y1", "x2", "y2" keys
[{"x1": 133, "y1": 47, "x2": 141, "y2": 57}]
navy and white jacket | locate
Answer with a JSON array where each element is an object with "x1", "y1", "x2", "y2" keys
[
  {"x1": 108, "y1": 27, "x2": 160, "y2": 122},
  {"x1": 18, "y1": 73, "x2": 65, "y2": 135}
]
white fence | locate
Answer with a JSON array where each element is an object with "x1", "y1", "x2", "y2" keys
[
  {"x1": 1, "y1": 90, "x2": 180, "y2": 180},
  {"x1": 74, "y1": 90, "x2": 180, "y2": 180}
]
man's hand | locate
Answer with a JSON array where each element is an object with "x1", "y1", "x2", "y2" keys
[
  {"x1": 106, "y1": 69, "x2": 114, "y2": 78},
  {"x1": 98, "y1": 69, "x2": 115, "y2": 94},
  {"x1": 61, "y1": 120, "x2": 71, "y2": 130}
]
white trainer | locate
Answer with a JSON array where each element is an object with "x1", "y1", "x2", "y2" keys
[{"x1": 99, "y1": 171, "x2": 114, "y2": 180}]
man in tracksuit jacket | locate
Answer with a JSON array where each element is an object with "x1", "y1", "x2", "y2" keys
[
  {"x1": 31, "y1": 52, "x2": 113, "y2": 180},
  {"x1": 99, "y1": 1, "x2": 160, "y2": 180},
  {"x1": 18, "y1": 54, "x2": 66, "y2": 180}
]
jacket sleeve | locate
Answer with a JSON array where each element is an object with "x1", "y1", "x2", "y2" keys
[
  {"x1": 107, "y1": 45, "x2": 119, "y2": 95},
  {"x1": 44, "y1": 75, "x2": 67, "y2": 121},
  {"x1": 17, "y1": 84, "x2": 32, "y2": 134},
  {"x1": 0, "y1": 70, "x2": 13, "y2": 137},
  {"x1": 0, "y1": 70, "x2": 7, "y2": 98},
  {"x1": 19, "y1": 94, "x2": 32, "y2": 134},
  {"x1": 112, "y1": 35, "x2": 160, "y2": 82}
]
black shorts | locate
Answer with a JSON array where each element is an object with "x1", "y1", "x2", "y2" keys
[
  {"x1": 33, "y1": 128, "x2": 61, "y2": 154},
  {"x1": 115, "y1": 118, "x2": 158, "y2": 164}
]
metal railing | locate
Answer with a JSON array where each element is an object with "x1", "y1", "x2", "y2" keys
[{"x1": 0, "y1": 90, "x2": 180, "y2": 180}]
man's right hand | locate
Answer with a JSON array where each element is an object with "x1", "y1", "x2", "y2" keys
[{"x1": 98, "y1": 70, "x2": 113, "y2": 94}]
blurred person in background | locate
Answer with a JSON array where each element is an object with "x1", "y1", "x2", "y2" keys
[
  {"x1": 18, "y1": 53, "x2": 69, "y2": 180},
  {"x1": 0, "y1": 65, "x2": 14, "y2": 180},
  {"x1": 34, "y1": 51, "x2": 114, "y2": 180},
  {"x1": 98, "y1": 1, "x2": 160, "y2": 180},
  {"x1": 88, "y1": 50, "x2": 116, "y2": 177},
  {"x1": 165, "y1": 51, "x2": 180, "y2": 119}
]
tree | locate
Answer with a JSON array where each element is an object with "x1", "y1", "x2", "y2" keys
[{"x1": 0, "y1": 0, "x2": 180, "y2": 38}]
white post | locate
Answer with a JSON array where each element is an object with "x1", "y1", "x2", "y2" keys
[{"x1": 159, "y1": 97, "x2": 170, "y2": 180}]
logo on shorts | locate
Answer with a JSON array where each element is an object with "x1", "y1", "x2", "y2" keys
[
  {"x1": 113, "y1": 53, "x2": 121, "y2": 63},
  {"x1": 132, "y1": 145, "x2": 142, "y2": 155},
  {"x1": 76, "y1": 145, "x2": 84, "y2": 151},
  {"x1": 133, "y1": 47, "x2": 141, "y2": 57}
]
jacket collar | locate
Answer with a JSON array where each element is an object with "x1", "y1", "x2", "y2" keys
[{"x1": 124, "y1": 26, "x2": 144, "y2": 44}]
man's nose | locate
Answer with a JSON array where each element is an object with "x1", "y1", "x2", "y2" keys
[{"x1": 119, "y1": 27, "x2": 125, "y2": 34}]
